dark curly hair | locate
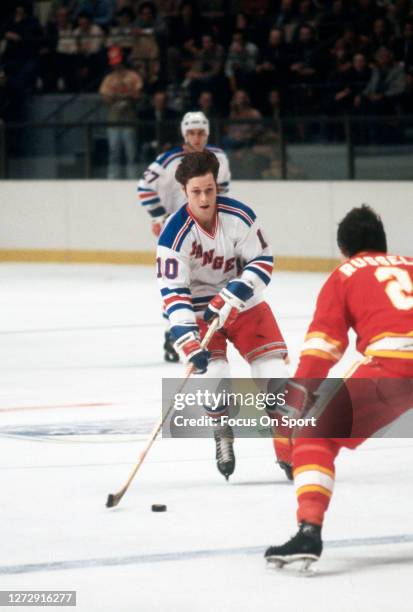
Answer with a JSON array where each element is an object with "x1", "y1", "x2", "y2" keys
[
  {"x1": 175, "y1": 150, "x2": 219, "y2": 186},
  {"x1": 337, "y1": 205, "x2": 387, "y2": 257}
]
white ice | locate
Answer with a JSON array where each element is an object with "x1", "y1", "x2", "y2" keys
[{"x1": 1, "y1": 264, "x2": 412, "y2": 611}]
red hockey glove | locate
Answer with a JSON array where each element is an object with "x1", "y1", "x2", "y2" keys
[
  {"x1": 173, "y1": 329, "x2": 210, "y2": 374},
  {"x1": 151, "y1": 213, "x2": 169, "y2": 237},
  {"x1": 204, "y1": 280, "x2": 254, "y2": 330}
]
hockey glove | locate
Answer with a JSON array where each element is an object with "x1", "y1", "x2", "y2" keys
[
  {"x1": 172, "y1": 328, "x2": 210, "y2": 374},
  {"x1": 204, "y1": 279, "x2": 254, "y2": 330},
  {"x1": 151, "y1": 213, "x2": 169, "y2": 237}
]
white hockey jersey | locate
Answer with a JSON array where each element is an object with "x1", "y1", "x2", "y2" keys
[
  {"x1": 138, "y1": 145, "x2": 231, "y2": 221},
  {"x1": 157, "y1": 195, "x2": 274, "y2": 330}
]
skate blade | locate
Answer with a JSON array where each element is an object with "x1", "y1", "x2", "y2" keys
[{"x1": 266, "y1": 554, "x2": 318, "y2": 576}]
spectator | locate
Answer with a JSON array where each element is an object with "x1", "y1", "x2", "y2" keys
[
  {"x1": 288, "y1": 24, "x2": 320, "y2": 113},
  {"x1": 274, "y1": 0, "x2": 298, "y2": 43},
  {"x1": 130, "y1": 1, "x2": 165, "y2": 89},
  {"x1": 225, "y1": 30, "x2": 259, "y2": 95},
  {"x1": 73, "y1": 0, "x2": 114, "y2": 29},
  {"x1": 73, "y1": 10, "x2": 105, "y2": 90},
  {"x1": 392, "y1": 20, "x2": 413, "y2": 75},
  {"x1": 99, "y1": 45, "x2": 143, "y2": 178},
  {"x1": 255, "y1": 27, "x2": 291, "y2": 102},
  {"x1": 223, "y1": 89, "x2": 262, "y2": 150},
  {"x1": 139, "y1": 89, "x2": 179, "y2": 158},
  {"x1": 39, "y1": 6, "x2": 78, "y2": 91},
  {"x1": 355, "y1": 46, "x2": 405, "y2": 114},
  {"x1": 262, "y1": 87, "x2": 283, "y2": 119},
  {"x1": 184, "y1": 33, "x2": 226, "y2": 107},
  {"x1": 47, "y1": 0, "x2": 81, "y2": 24},
  {"x1": 197, "y1": 90, "x2": 220, "y2": 119},
  {"x1": 317, "y1": 0, "x2": 350, "y2": 45},
  {"x1": 369, "y1": 17, "x2": 394, "y2": 53},
  {"x1": 167, "y1": 0, "x2": 204, "y2": 84},
  {"x1": 106, "y1": 7, "x2": 135, "y2": 63},
  {"x1": 332, "y1": 52, "x2": 371, "y2": 113},
  {"x1": 0, "y1": 2, "x2": 42, "y2": 94}
]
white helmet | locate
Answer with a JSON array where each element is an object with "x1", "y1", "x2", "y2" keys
[{"x1": 180, "y1": 111, "x2": 210, "y2": 139}]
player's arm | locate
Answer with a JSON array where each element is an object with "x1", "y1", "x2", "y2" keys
[
  {"x1": 204, "y1": 218, "x2": 272, "y2": 330},
  {"x1": 157, "y1": 243, "x2": 209, "y2": 373},
  {"x1": 295, "y1": 271, "x2": 350, "y2": 378},
  {"x1": 137, "y1": 159, "x2": 168, "y2": 237},
  {"x1": 217, "y1": 152, "x2": 231, "y2": 194}
]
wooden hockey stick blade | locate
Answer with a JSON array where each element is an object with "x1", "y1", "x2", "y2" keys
[{"x1": 105, "y1": 318, "x2": 219, "y2": 508}]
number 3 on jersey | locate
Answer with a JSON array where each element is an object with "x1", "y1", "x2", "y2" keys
[
  {"x1": 375, "y1": 266, "x2": 413, "y2": 311},
  {"x1": 157, "y1": 257, "x2": 178, "y2": 279}
]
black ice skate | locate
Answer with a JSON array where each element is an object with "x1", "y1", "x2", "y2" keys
[
  {"x1": 213, "y1": 423, "x2": 235, "y2": 480},
  {"x1": 277, "y1": 460, "x2": 293, "y2": 481},
  {"x1": 164, "y1": 331, "x2": 179, "y2": 363},
  {"x1": 265, "y1": 522, "x2": 322, "y2": 574}
]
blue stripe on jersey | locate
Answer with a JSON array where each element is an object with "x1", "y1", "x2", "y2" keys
[
  {"x1": 217, "y1": 195, "x2": 256, "y2": 227},
  {"x1": 150, "y1": 206, "x2": 167, "y2": 218},
  {"x1": 244, "y1": 265, "x2": 271, "y2": 285},
  {"x1": 207, "y1": 145, "x2": 225, "y2": 154},
  {"x1": 155, "y1": 146, "x2": 183, "y2": 166},
  {"x1": 192, "y1": 295, "x2": 214, "y2": 303},
  {"x1": 158, "y1": 206, "x2": 193, "y2": 251},
  {"x1": 167, "y1": 303, "x2": 194, "y2": 315},
  {"x1": 248, "y1": 255, "x2": 273, "y2": 264},
  {"x1": 161, "y1": 287, "x2": 191, "y2": 296},
  {"x1": 142, "y1": 197, "x2": 161, "y2": 206},
  {"x1": 138, "y1": 187, "x2": 153, "y2": 192}
]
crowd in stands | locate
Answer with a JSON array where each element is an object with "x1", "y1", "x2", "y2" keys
[{"x1": 1, "y1": 0, "x2": 413, "y2": 132}]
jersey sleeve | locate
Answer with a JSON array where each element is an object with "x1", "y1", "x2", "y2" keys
[
  {"x1": 156, "y1": 241, "x2": 197, "y2": 333},
  {"x1": 217, "y1": 152, "x2": 231, "y2": 194},
  {"x1": 295, "y1": 271, "x2": 350, "y2": 378},
  {"x1": 137, "y1": 158, "x2": 167, "y2": 220},
  {"x1": 235, "y1": 219, "x2": 274, "y2": 294}
]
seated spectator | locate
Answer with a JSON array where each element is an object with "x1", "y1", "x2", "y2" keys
[
  {"x1": 274, "y1": 0, "x2": 298, "y2": 43},
  {"x1": 288, "y1": 24, "x2": 321, "y2": 114},
  {"x1": 223, "y1": 89, "x2": 262, "y2": 150},
  {"x1": 139, "y1": 89, "x2": 179, "y2": 158},
  {"x1": 355, "y1": 46, "x2": 405, "y2": 115},
  {"x1": 47, "y1": 0, "x2": 82, "y2": 24},
  {"x1": 262, "y1": 88, "x2": 283, "y2": 119},
  {"x1": 106, "y1": 7, "x2": 135, "y2": 63},
  {"x1": 317, "y1": 0, "x2": 351, "y2": 45},
  {"x1": 166, "y1": 0, "x2": 204, "y2": 83},
  {"x1": 290, "y1": 0, "x2": 318, "y2": 43},
  {"x1": 99, "y1": 45, "x2": 143, "y2": 178},
  {"x1": 73, "y1": 0, "x2": 114, "y2": 30},
  {"x1": 332, "y1": 52, "x2": 371, "y2": 113},
  {"x1": 184, "y1": 33, "x2": 226, "y2": 107},
  {"x1": 130, "y1": 1, "x2": 166, "y2": 89},
  {"x1": 225, "y1": 30, "x2": 259, "y2": 95},
  {"x1": 392, "y1": 20, "x2": 413, "y2": 76},
  {"x1": 39, "y1": 6, "x2": 78, "y2": 91},
  {"x1": 197, "y1": 90, "x2": 220, "y2": 119},
  {"x1": 73, "y1": 10, "x2": 106, "y2": 90},
  {"x1": 369, "y1": 17, "x2": 394, "y2": 54},
  {"x1": 255, "y1": 28, "x2": 291, "y2": 103}
]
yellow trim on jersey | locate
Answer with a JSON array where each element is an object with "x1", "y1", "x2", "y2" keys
[
  {"x1": 293, "y1": 464, "x2": 334, "y2": 479},
  {"x1": 296, "y1": 484, "x2": 332, "y2": 498},
  {"x1": 305, "y1": 331, "x2": 343, "y2": 348},
  {"x1": 273, "y1": 436, "x2": 290, "y2": 445},
  {"x1": 369, "y1": 330, "x2": 413, "y2": 343},
  {"x1": 301, "y1": 349, "x2": 337, "y2": 361},
  {"x1": 365, "y1": 349, "x2": 413, "y2": 360}
]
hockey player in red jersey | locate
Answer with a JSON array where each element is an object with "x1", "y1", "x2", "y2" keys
[
  {"x1": 265, "y1": 205, "x2": 413, "y2": 568},
  {"x1": 157, "y1": 150, "x2": 290, "y2": 480}
]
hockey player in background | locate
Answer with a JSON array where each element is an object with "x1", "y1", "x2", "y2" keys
[
  {"x1": 156, "y1": 150, "x2": 290, "y2": 480},
  {"x1": 265, "y1": 205, "x2": 413, "y2": 569},
  {"x1": 138, "y1": 111, "x2": 231, "y2": 362}
]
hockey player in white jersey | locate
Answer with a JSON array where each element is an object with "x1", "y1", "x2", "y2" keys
[
  {"x1": 138, "y1": 111, "x2": 231, "y2": 362},
  {"x1": 157, "y1": 150, "x2": 291, "y2": 480}
]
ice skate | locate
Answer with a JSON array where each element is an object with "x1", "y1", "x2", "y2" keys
[
  {"x1": 265, "y1": 522, "x2": 322, "y2": 574},
  {"x1": 164, "y1": 331, "x2": 179, "y2": 363},
  {"x1": 213, "y1": 423, "x2": 235, "y2": 480},
  {"x1": 277, "y1": 460, "x2": 293, "y2": 481}
]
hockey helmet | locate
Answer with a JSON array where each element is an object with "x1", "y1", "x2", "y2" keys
[{"x1": 180, "y1": 112, "x2": 210, "y2": 139}]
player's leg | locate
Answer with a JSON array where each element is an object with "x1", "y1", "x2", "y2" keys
[
  {"x1": 228, "y1": 302, "x2": 292, "y2": 478},
  {"x1": 197, "y1": 320, "x2": 235, "y2": 479}
]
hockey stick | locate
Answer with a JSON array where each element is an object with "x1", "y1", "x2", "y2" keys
[{"x1": 106, "y1": 317, "x2": 219, "y2": 508}]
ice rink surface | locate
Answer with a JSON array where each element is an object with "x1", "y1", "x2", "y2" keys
[{"x1": 1, "y1": 264, "x2": 412, "y2": 611}]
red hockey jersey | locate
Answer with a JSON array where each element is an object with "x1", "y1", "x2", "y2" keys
[{"x1": 296, "y1": 252, "x2": 413, "y2": 377}]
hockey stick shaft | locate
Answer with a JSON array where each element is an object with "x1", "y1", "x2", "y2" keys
[{"x1": 106, "y1": 318, "x2": 219, "y2": 508}]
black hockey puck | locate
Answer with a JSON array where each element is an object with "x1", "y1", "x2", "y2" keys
[{"x1": 151, "y1": 504, "x2": 167, "y2": 512}]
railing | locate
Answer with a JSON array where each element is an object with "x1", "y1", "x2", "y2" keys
[{"x1": 1, "y1": 115, "x2": 413, "y2": 180}]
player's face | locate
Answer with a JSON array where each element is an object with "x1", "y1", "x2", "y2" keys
[
  {"x1": 185, "y1": 173, "x2": 217, "y2": 229},
  {"x1": 185, "y1": 129, "x2": 208, "y2": 151}
]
